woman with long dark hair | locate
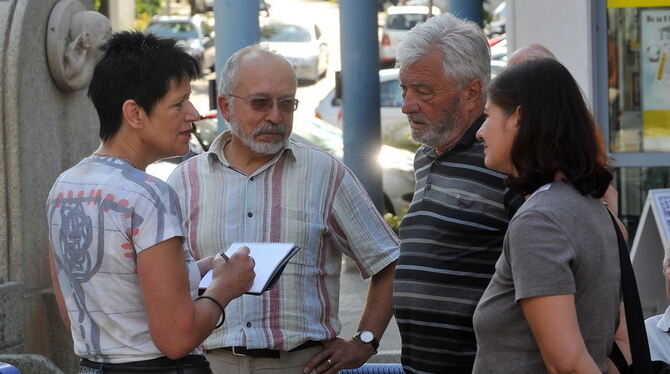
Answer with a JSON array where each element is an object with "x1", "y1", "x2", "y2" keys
[{"x1": 472, "y1": 58, "x2": 620, "y2": 373}]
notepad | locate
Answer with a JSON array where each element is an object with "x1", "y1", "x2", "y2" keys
[{"x1": 199, "y1": 242, "x2": 300, "y2": 295}]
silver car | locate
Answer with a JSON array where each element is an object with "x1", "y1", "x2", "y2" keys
[
  {"x1": 315, "y1": 68, "x2": 418, "y2": 152},
  {"x1": 260, "y1": 21, "x2": 329, "y2": 84},
  {"x1": 146, "y1": 15, "x2": 215, "y2": 76}
]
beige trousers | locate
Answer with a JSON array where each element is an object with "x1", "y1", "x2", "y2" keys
[{"x1": 206, "y1": 345, "x2": 323, "y2": 374}]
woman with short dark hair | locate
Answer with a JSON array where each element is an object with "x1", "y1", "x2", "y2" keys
[
  {"x1": 47, "y1": 31, "x2": 255, "y2": 374},
  {"x1": 472, "y1": 58, "x2": 620, "y2": 373}
]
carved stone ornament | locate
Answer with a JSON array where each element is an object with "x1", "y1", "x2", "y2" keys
[{"x1": 47, "y1": 0, "x2": 112, "y2": 92}]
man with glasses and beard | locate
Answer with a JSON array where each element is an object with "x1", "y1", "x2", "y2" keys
[
  {"x1": 392, "y1": 13, "x2": 523, "y2": 374},
  {"x1": 167, "y1": 45, "x2": 399, "y2": 374}
]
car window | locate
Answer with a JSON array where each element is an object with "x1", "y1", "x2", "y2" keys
[
  {"x1": 261, "y1": 24, "x2": 311, "y2": 42},
  {"x1": 386, "y1": 13, "x2": 428, "y2": 30},
  {"x1": 147, "y1": 21, "x2": 198, "y2": 40},
  {"x1": 380, "y1": 79, "x2": 403, "y2": 107}
]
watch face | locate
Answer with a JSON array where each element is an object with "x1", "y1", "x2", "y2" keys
[{"x1": 359, "y1": 330, "x2": 374, "y2": 343}]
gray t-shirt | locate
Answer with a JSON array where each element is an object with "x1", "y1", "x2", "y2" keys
[{"x1": 473, "y1": 181, "x2": 620, "y2": 373}]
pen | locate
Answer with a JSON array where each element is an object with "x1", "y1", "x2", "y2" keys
[{"x1": 219, "y1": 250, "x2": 229, "y2": 261}]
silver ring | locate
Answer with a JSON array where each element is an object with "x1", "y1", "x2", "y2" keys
[{"x1": 327, "y1": 358, "x2": 332, "y2": 364}]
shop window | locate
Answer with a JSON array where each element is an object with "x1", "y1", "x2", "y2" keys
[
  {"x1": 607, "y1": 7, "x2": 670, "y2": 153},
  {"x1": 616, "y1": 166, "x2": 670, "y2": 237}
]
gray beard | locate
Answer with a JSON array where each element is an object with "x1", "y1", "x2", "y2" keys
[
  {"x1": 229, "y1": 116, "x2": 289, "y2": 155},
  {"x1": 408, "y1": 97, "x2": 462, "y2": 150}
]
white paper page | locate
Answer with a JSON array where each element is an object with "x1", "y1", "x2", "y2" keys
[{"x1": 199, "y1": 242, "x2": 295, "y2": 294}]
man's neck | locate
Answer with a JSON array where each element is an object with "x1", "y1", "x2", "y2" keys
[{"x1": 223, "y1": 137, "x2": 277, "y2": 176}]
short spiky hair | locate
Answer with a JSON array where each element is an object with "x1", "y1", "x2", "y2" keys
[
  {"x1": 88, "y1": 30, "x2": 199, "y2": 141},
  {"x1": 488, "y1": 58, "x2": 613, "y2": 198}
]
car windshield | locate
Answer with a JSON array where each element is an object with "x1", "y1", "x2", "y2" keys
[
  {"x1": 386, "y1": 13, "x2": 428, "y2": 30},
  {"x1": 147, "y1": 21, "x2": 198, "y2": 40},
  {"x1": 261, "y1": 24, "x2": 311, "y2": 42}
]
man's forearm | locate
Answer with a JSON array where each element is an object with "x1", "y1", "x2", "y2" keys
[{"x1": 356, "y1": 261, "x2": 397, "y2": 339}]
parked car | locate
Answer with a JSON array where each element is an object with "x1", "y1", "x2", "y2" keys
[
  {"x1": 260, "y1": 20, "x2": 329, "y2": 84},
  {"x1": 379, "y1": 5, "x2": 441, "y2": 66},
  {"x1": 146, "y1": 111, "x2": 415, "y2": 215},
  {"x1": 315, "y1": 68, "x2": 417, "y2": 151},
  {"x1": 146, "y1": 15, "x2": 215, "y2": 76},
  {"x1": 489, "y1": 33, "x2": 507, "y2": 62}
]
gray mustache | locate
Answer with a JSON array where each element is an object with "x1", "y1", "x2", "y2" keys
[
  {"x1": 407, "y1": 114, "x2": 428, "y2": 124},
  {"x1": 252, "y1": 123, "x2": 287, "y2": 137}
]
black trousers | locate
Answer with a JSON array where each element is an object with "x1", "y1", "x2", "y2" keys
[{"x1": 80, "y1": 355, "x2": 212, "y2": 374}]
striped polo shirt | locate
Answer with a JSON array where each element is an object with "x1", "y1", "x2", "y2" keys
[
  {"x1": 168, "y1": 131, "x2": 399, "y2": 351},
  {"x1": 394, "y1": 116, "x2": 522, "y2": 374}
]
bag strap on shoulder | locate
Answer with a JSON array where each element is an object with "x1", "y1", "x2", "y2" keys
[{"x1": 606, "y1": 207, "x2": 653, "y2": 374}]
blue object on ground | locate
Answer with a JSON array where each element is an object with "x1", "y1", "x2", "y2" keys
[
  {"x1": 340, "y1": 363, "x2": 404, "y2": 374},
  {"x1": 0, "y1": 362, "x2": 20, "y2": 374}
]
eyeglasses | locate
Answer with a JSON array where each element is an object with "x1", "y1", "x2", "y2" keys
[{"x1": 229, "y1": 94, "x2": 299, "y2": 113}]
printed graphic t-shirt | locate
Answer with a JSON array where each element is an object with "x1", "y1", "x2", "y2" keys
[{"x1": 46, "y1": 156, "x2": 200, "y2": 363}]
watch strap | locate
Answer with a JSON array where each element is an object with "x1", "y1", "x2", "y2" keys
[{"x1": 355, "y1": 330, "x2": 379, "y2": 352}]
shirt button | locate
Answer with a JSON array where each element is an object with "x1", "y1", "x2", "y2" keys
[
  {"x1": 246, "y1": 322, "x2": 252, "y2": 328},
  {"x1": 426, "y1": 183, "x2": 432, "y2": 191},
  {"x1": 247, "y1": 212, "x2": 253, "y2": 217},
  {"x1": 250, "y1": 177, "x2": 254, "y2": 181}
]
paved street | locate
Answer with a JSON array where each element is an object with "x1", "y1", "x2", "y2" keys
[{"x1": 188, "y1": 0, "x2": 402, "y2": 362}]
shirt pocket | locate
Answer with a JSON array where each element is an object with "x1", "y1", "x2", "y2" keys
[
  {"x1": 281, "y1": 209, "x2": 326, "y2": 268},
  {"x1": 454, "y1": 193, "x2": 489, "y2": 214}
]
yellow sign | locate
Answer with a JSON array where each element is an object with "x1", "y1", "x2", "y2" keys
[
  {"x1": 608, "y1": 0, "x2": 670, "y2": 7},
  {"x1": 644, "y1": 111, "x2": 670, "y2": 138}
]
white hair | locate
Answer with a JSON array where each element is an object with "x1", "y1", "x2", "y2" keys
[
  {"x1": 395, "y1": 13, "x2": 490, "y2": 91},
  {"x1": 217, "y1": 44, "x2": 295, "y2": 95}
]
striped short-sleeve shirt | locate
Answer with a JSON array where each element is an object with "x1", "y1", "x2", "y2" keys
[
  {"x1": 393, "y1": 116, "x2": 522, "y2": 374},
  {"x1": 168, "y1": 131, "x2": 399, "y2": 351}
]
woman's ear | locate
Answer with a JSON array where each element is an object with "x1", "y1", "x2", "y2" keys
[{"x1": 121, "y1": 99, "x2": 143, "y2": 130}]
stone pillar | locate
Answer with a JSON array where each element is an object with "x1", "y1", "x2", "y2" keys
[{"x1": 0, "y1": 0, "x2": 109, "y2": 371}]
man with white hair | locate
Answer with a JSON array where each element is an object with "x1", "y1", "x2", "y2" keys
[
  {"x1": 167, "y1": 45, "x2": 399, "y2": 374},
  {"x1": 393, "y1": 13, "x2": 522, "y2": 373}
]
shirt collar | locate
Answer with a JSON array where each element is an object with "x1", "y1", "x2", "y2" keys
[
  {"x1": 657, "y1": 305, "x2": 670, "y2": 332},
  {"x1": 420, "y1": 114, "x2": 486, "y2": 160},
  {"x1": 207, "y1": 130, "x2": 296, "y2": 168}
]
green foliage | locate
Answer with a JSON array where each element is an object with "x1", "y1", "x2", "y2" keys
[
  {"x1": 136, "y1": 0, "x2": 162, "y2": 18},
  {"x1": 384, "y1": 209, "x2": 406, "y2": 235}
]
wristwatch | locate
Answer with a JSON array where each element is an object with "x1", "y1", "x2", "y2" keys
[{"x1": 354, "y1": 330, "x2": 379, "y2": 353}]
